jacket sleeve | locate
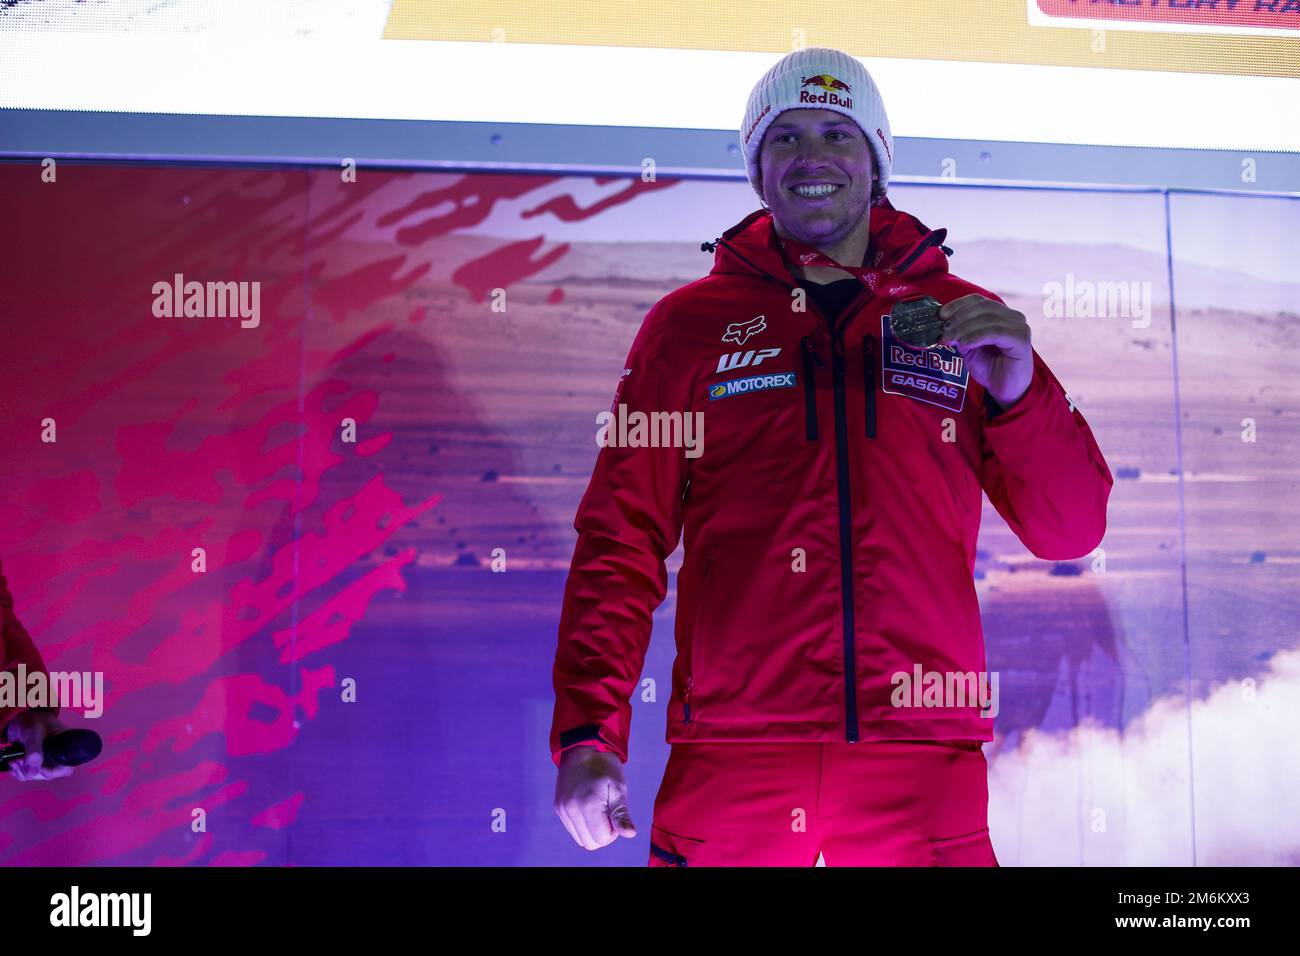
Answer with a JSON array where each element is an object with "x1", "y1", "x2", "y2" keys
[
  {"x1": 976, "y1": 341, "x2": 1113, "y2": 560},
  {"x1": 549, "y1": 299, "x2": 690, "y2": 766},
  {"x1": 0, "y1": 557, "x2": 58, "y2": 734}
]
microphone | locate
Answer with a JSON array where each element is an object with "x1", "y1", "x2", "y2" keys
[{"x1": 0, "y1": 728, "x2": 103, "y2": 771}]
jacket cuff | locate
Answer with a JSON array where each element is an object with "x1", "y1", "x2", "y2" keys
[
  {"x1": 982, "y1": 359, "x2": 1051, "y2": 432},
  {"x1": 553, "y1": 724, "x2": 625, "y2": 766}
]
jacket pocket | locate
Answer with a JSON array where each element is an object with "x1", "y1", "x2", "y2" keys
[
  {"x1": 685, "y1": 555, "x2": 714, "y2": 722},
  {"x1": 800, "y1": 336, "x2": 822, "y2": 440},
  {"x1": 863, "y1": 335, "x2": 877, "y2": 439},
  {"x1": 648, "y1": 824, "x2": 704, "y2": 867},
  {"x1": 928, "y1": 827, "x2": 998, "y2": 867}
]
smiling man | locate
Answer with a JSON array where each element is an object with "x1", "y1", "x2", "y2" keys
[
  {"x1": 551, "y1": 47, "x2": 1113, "y2": 866},
  {"x1": 761, "y1": 109, "x2": 878, "y2": 282}
]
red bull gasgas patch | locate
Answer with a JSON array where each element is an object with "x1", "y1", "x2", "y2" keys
[{"x1": 880, "y1": 313, "x2": 969, "y2": 413}]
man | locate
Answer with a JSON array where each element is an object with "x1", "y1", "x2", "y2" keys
[
  {"x1": 1, "y1": 556, "x2": 73, "y2": 782},
  {"x1": 551, "y1": 47, "x2": 1112, "y2": 865}
]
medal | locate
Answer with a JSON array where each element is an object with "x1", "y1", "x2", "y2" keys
[{"x1": 889, "y1": 296, "x2": 945, "y2": 348}]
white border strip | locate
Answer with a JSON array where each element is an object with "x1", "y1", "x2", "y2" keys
[{"x1": 0, "y1": 37, "x2": 1295, "y2": 152}]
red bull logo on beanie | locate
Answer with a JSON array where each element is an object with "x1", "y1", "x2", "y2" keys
[
  {"x1": 799, "y1": 74, "x2": 853, "y2": 109},
  {"x1": 802, "y1": 74, "x2": 852, "y2": 93}
]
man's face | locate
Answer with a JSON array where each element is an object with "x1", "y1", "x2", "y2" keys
[{"x1": 757, "y1": 108, "x2": 875, "y2": 249}]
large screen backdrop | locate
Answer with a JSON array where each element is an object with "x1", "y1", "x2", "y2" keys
[{"x1": 0, "y1": 164, "x2": 1296, "y2": 865}]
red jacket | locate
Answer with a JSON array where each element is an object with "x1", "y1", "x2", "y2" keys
[{"x1": 550, "y1": 197, "x2": 1113, "y2": 765}]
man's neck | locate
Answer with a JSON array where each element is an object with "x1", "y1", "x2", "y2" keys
[
  {"x1": 793, "y1": 236, "x2": 871, "y2": 285},
  {"x1": 795, "y1": 263, "x2": 859, "y2": 285},
  {"x1": 778, "y1": 219, "x2": 873, "y2": 286}
]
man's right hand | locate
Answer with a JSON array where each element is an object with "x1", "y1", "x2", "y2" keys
[
  {"x1": 3, "y1": 709, "x2": 74, "y2": 782},
  {"x1": 554, "y1": 745, "x2": 637, "y2": 849}
]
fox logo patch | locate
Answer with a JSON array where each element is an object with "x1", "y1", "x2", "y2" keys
[{"x1": 722, "y1": 315, "x2": 767, "y2": 347}]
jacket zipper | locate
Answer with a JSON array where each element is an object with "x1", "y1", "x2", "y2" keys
[
  {"x1": 800, "y1": 336, "x2": 823, "y2": 441},
  {"x1": 893, "y1": 230, "x2": 946, "y2": 276},
  {"x1": 827, "y1": 319, "x2": 860, "y2": 742},
  {"x1": 863, "y1": 336, "x2": 877, "y2": 439}
]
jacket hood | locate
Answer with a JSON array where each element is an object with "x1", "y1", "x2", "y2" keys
[{"x1": 703, "y1": 195, "x2": 954, "y2": 289}]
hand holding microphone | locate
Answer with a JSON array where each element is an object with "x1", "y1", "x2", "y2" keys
[{"x1": 0, "y1": 709, "x2": 102, "y2": 781}]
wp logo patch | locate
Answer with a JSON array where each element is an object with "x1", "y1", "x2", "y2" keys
[{"x1": 716, "y1": 347, "x2": 781, "y2": 374}]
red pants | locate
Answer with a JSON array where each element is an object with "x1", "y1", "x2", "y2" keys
[{"x1": 647, "y1": 740, "x2": 998, "y2": 866}]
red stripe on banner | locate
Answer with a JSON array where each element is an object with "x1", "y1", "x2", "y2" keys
[{"x1": 1037, "y1": 0, "x2": 1300, "y2": 31}]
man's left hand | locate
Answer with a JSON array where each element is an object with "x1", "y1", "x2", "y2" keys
[{"x1": 938, "y1": 295, "x2": 1033, "y2": 410}]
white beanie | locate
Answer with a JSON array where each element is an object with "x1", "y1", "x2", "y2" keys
[{"x1": 741, "y1": 47, "x2": 893, "y2": 205}]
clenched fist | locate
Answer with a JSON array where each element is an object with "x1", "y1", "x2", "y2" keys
[{"x1": 554, "y1": 745, "x2": 637, "y2": 850}]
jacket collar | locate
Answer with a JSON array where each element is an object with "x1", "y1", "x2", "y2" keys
[{"x1": 705, "y1": 195, "x2": 952, "y2": 289}]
